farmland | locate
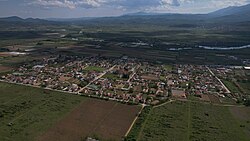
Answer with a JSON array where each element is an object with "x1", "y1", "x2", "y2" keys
[
  {"x1": 133, "y1": 101, "x2": 249, "y2": 141},
  {"x1": 0, "y1": 82, "x2": 141, "y2": 141},
  {"x1": 38, "y1": 99, "x2": 141, "y2": 141},
  {"x1": 0, "y1": 82, "x2": 85, "y2": 141}
]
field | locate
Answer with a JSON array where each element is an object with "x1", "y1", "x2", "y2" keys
[
  {"x1": 0, "y1": 82, "x2": 85, "y2": 141},
  {"x1": 0, "y1": 82, "x2": 141, "y2": 141},
  {"x1": 84, "y1": 66, "x2": 106, "y2": 72},
  {"x1": 131, "y1": 101, "x2": 249, "y2": 141},
  {"x1": 0, "y1": 65, "x2": 12, "y2": 73},
  {"x1": 38, "y1": 99, "x2": 141, "y2": 141},
  {"x1": 223, "y1": 80, "x2": 241, "y2": 94},
  {"x1": 230, "y1": 106, "x2": 250, "y2": 137},
  {"x1": 238, "y1": 81, "x2": 250, "y2": 95}
]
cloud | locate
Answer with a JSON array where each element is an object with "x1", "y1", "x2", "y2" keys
[
  {"x1": 30, "y1": 0, "x2": 187, "y2": 9},
  {"x1": 30, "y1": 0, "x2": 106, "y2": 9},
  {"x1": 29, "y1": 0, "x2": 250, "y2": 12},
  {"x1": 211, "y1": 0, "x2": 250, "y2": 8}
]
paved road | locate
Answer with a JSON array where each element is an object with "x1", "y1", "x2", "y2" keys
[
  {"x1": 127, "y1": 65, "x2": 140, "y2": 82},
  {"x1": 77, "y1": 65, "x2": 117, "y2": 93},
  {"x1": 206, "y1": 66, "x2": 231, "y2": 94}
]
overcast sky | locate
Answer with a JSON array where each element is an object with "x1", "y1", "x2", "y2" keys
[{"x1": 0, "y1": 0, "x2": 250, "y2": 18}]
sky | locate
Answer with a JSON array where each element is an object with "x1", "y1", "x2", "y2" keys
[{"x1": 0, "y1": 0, "x2": 250, "y2": 18}]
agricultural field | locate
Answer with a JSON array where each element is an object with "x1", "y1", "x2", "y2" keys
[
  {"x1": 223, "y1": 80, "x2": 241, "y2": 94},
  {"x1": 0, "y1": 65, "x2": 12, "y2": 73},
  {"x1": 0, "y1": 82, "x2": 85, "y2": 141},
  {"x1": 0, "y1": 82, "x2": 141, "y2": 141},
  {"x1": 238, "y1": 81, "x2": 250, "y2": 95},
  {"x1": 39, "y1": 99, "x2": 141, "y2": 141},
  {"x1": 132, "y1": 101, "x2": 250, "y2": 141}
]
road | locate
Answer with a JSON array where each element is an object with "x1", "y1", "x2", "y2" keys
[
  {"x1": 127, "y1": 65, "x2": 140, "y2": 83},
  {"x1": 206, "y1": 66, "x2": 231, "y2": 94},
  {"x1": 125, "y1": 104, "x2": 146, "y2": 137},
  {"x1": 77, "y1": 65, "x2": 117, "y2": 93},
  {"x1": 153, "y1": 99, "x2": 175, "y2": 108}
]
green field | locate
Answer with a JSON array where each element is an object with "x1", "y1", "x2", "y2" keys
[
  {"x1": 131, "y1": 101, "x2": 249, "y2": 141},
  {"x1": 223, "y1": 80, "x2": 241, "y2": 94},
  {"x1": 0, "y1": 82, "x2": 85, "y2": 141},
  {"x1": 103, "y1": 73, "x2": 123, "y2": 81},
  {"x1": 84, "y1": 66, "x2": 106, "y2": 72},
  {"x1": 163, "y1": 65, "x2": 173, "y2": 71},
  {"x1": 238, "y1": 81, "x2": 250, "y2": 95}
]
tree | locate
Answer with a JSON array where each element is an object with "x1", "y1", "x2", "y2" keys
[{"x1": 244, "y1": 98, "x2": 250, "y2": 106}]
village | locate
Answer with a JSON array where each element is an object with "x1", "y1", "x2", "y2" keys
[{"x1": 0, "y1": 55, "x2": 237, "y2": 105}]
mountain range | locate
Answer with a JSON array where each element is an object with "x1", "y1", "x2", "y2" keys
[{"x1": 0, "y1": 4, "x2": 250, "y2": 24}]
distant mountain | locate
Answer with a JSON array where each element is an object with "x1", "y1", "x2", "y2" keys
[
  {"x1": 0, "y1": 16, "x2": 53, "y2": 24},
  {"x1": 210, "y1": 4, "x2": 250, "y2": 17},
  {"x1": 0, "y1": 16, "x2": 24, "y2": 22},
  {"x1": 1, "y1": 3, "x2": 250, "y2": 25},
  {"x1": 46, "y1": 17, "x2": 97, "y2": 22},
  {"x1": 124, "y1": 12, "x2": 164, "y2": 16},
  {"x1": 209, "y1": 4, "x2": 250, "y2": 22}
]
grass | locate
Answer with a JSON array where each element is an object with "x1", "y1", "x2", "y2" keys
[
  {"x1": 84, "y1": 66, "x2": 105, "y2": 72},
  {"x1": 229, "y1": 106, "x2": 250, "y2": 138},
  {"x1": 238, "y1": 81, "x2": 250, "y2": 95},
  {"x1": 125, "y1": 106, "x2": 152, "y2": 141},
  {"x1": 103, "y1": 73, "x2": 120, "y2": 80},
  {"x1": 163, "y1": 65, "x2": 173, "y2": 71},
  {"x1": 0, "y1": 82, "x2": 85, "y2": 141},
  {"x1": 135, "y1": 101, "x2": 249, "y2": 141},
  {"x1": 223, "y1": 80, "x2": 241, "y2": 94}
]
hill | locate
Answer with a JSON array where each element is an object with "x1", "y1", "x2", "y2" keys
[{"x1": 209, "y1": 4, "x2": 250, "y2": 22}]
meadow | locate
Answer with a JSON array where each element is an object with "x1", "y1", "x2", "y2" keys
[
  {"x1": 0, "y1": 82, "x2": 141, "y2": 141},
  {"x1": 128, "y1": 101, "x2": 250, "y2": 141},
  {"x1": 0, "y1": 82, "x2": 85, "y2": 141}
]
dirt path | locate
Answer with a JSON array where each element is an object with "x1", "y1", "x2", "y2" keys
[
  {"x1": 153, "y1": 99, "x2": 175, "y2": 109},
  {"x1": 125, "y1": 104, "x2": 145, "y2": 137}
]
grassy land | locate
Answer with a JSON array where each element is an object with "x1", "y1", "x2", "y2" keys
[
  {"x1": 84, "y1": 66, "x2": 105, "y2": 72},
  {"x1": 229, "y1": 106, "x2": 250, "y2": 138},
  {"x1": 163, "y1": 65, "x2": 173, "y2": 71},
  {"x1": 0, "y1": 82, "x2": 85, "y2": 141},
  {"x1": 223, "y1": 80, "x2": 241, "y2": 94},
  {"x1": 125, "y1": 106, "x2": 152, "y2": 141},
  {"x1": 238, "y1": 81, "x2": 250, "y2": 95},
  {"x1": 103, "y1": 73, "x2": 120, "y2": 80},
  {"x1": 135, "y1": 101, "x2": 249, "y2": 141}
]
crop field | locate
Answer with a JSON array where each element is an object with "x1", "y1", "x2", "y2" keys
[
  {"x1": 0, "y1": 82, "x2": 141, "y2": 141},
  {"x1": 38, "y1": 99, "x2": 141, "y2": 141},
  {"x1": 133, "y1": 101, "x2": 249, "y2": 141},
  {"x1": 223, "y1": 80, "x2": 241, "y2": 94},
  {"x1": 238, "y1": 81, "x2": 250, "y2": 95},
  {"x1": 0, "y1": 82, "x2": 85, "y2": 141},
  {"x1": 0, "y1": 65, "x2": 12, "y2": 73},
  {"x1": 230, "y1": 106, "x2": 250, "y2": 138}
]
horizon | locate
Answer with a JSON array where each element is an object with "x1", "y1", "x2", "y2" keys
[{"x1": 0, "y1": 0, "x2": 250, "y2": 19}]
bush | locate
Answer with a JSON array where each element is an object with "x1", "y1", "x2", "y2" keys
[{"x1": 244, "y1": 99, "x2": 250, "y2": 106}]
